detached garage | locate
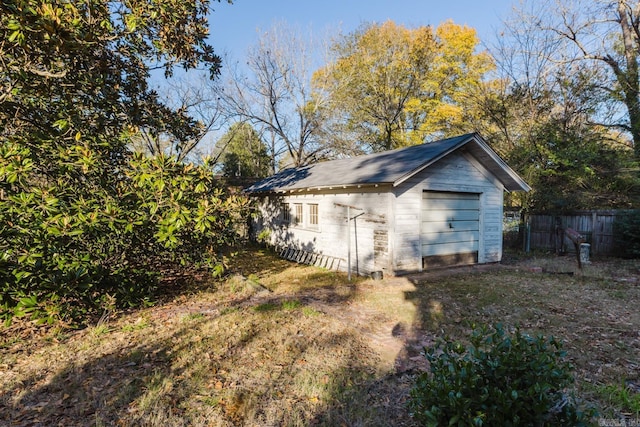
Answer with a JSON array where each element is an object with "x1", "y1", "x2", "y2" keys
[{"x1": 246, "y1": 133, "x2": 530, "y2": 276}]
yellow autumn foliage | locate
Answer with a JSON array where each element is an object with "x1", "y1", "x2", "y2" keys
[{"x1": 314, "y1": 20, "x2": 495, "y2": 151}]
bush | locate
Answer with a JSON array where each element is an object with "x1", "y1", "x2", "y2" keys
[
  {"x1": 408, "y1": 323, "x2": 594, "y2": 426},
  {"x1": 0, "y1": 142, "x2": 249, "y2": 325},
  {"x1": 613, "y1": 210, "x2": 640, "y2": 258}
]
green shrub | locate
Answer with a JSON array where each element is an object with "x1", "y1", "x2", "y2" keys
[
  {"x1": 613, "y1": 210, "x2": 640, "y2": 258},
  {"x1": 408, "y1": 323, "x2": 594, "y2": 426},
  {"x1": 0, "y1": 143, "x2": 249, "y2": 325}
]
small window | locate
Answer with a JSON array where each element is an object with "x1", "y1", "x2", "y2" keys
[
  {"x1": 308, "y1": 204, "x2": 318, "y2": 229},
  {"x1": 293, "y1": 203, "x2": 303, "y2": 226},
  {"x1": 281, "y1": 203, "x2": 290, "y2": 224}
]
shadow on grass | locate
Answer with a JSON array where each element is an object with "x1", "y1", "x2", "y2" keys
[
  {"x1": 0, "y1": 247, "x2": 418, "y2": 426},
  {"x1": 16, "y1": 248, "x2": 636, "y2": 426},
  {"x1": 0, "y1": 250, "x2": 537, "y2": 426},
  {"x1": 0, "y1": 318, "x2": 204, "y2": 426}
]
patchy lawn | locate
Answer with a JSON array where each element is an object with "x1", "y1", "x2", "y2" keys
[{"x1": 1, "y1": 248, "x2": 639, "y2": 426}]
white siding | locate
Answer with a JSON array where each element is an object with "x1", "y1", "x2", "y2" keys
[
  {"x1": 254, "y1": 188, "x2": 393, "y2": 275},
  {"x1": 392, "y1": 151, "x2": 505, "y2": 271}
]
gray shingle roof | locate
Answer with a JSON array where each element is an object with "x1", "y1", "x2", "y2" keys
[{"x1": 245, "y1": 133, "x2": 530, "y2": 193}]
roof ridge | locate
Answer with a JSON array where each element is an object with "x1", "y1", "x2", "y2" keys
[{"x1": 245, "y1": 133, "x2": 528, "y2": 193}]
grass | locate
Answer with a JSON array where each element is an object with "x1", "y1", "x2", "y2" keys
[
  {"x1": 594, "y1": 382, "x2": 640, "y2": 418},
  {"x1": 1, "y1": 247, "x2": 639, "y2": 426}
]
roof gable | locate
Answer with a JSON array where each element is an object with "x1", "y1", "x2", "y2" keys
[{"x1": 246, "y1": 133, "x2": 530, "y2": 193}]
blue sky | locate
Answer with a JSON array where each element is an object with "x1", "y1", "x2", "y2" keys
[
  {"x1": 208, "y1": 0, "x2": 516, "y2": 58},
  {"x1": 175, "y1": 0, "x2": 518, "y2": 154}
]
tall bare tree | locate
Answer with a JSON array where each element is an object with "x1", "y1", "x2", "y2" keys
[
  {"x1": 532, "y1": 0, "x2": 640, "y2": 158},
  {"x1": 130, "y1": 73, "x2": 227, "y2": 162},
  {"x1": 219, "y1": 22, "x2": 329, "y2": 171},
  {"x1": 473, "y1": 1, "x2": 640, "y2": 211}
]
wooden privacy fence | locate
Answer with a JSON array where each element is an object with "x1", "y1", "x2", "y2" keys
[{"x1": 522, "y1": 210, "x2": 622, "y2": 255}]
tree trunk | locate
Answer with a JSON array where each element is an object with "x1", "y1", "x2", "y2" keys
[{"x1": 617, "y1": 0, "x2": 640, "y2": 158}]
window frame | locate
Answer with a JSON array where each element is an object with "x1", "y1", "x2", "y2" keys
[
  {"x1": 293, "y1": 203, "x2": 303, "y2": 226},
  {"x1": 281, "y1": 203, "x2": 290, "y2": 224},
  {"x1": 308, "y1": 203, "x2": 319, "y2": 229}
]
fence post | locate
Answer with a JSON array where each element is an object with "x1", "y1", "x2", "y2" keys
[
  {"x1": 523, "y1": 215, "x2": 531, "y2": 253},
  {"x1": 591, "y1": 211, "x2": 598, "y2": 255},
  {"x1": 554, "y1": 216, "x2": 565, "y2": 255}
]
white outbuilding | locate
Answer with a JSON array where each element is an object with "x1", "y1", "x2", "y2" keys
[{"x1": 246, "y1": 133, "x2": 530, "y2": 276}]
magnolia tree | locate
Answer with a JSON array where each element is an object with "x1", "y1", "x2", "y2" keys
[{"x1": 0, "y1": 0, "x2": 249, "y2": 324}]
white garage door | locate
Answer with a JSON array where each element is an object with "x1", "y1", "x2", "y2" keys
[{"x1": 421, "y1": 191, "x2": 480, "y2": 267}]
